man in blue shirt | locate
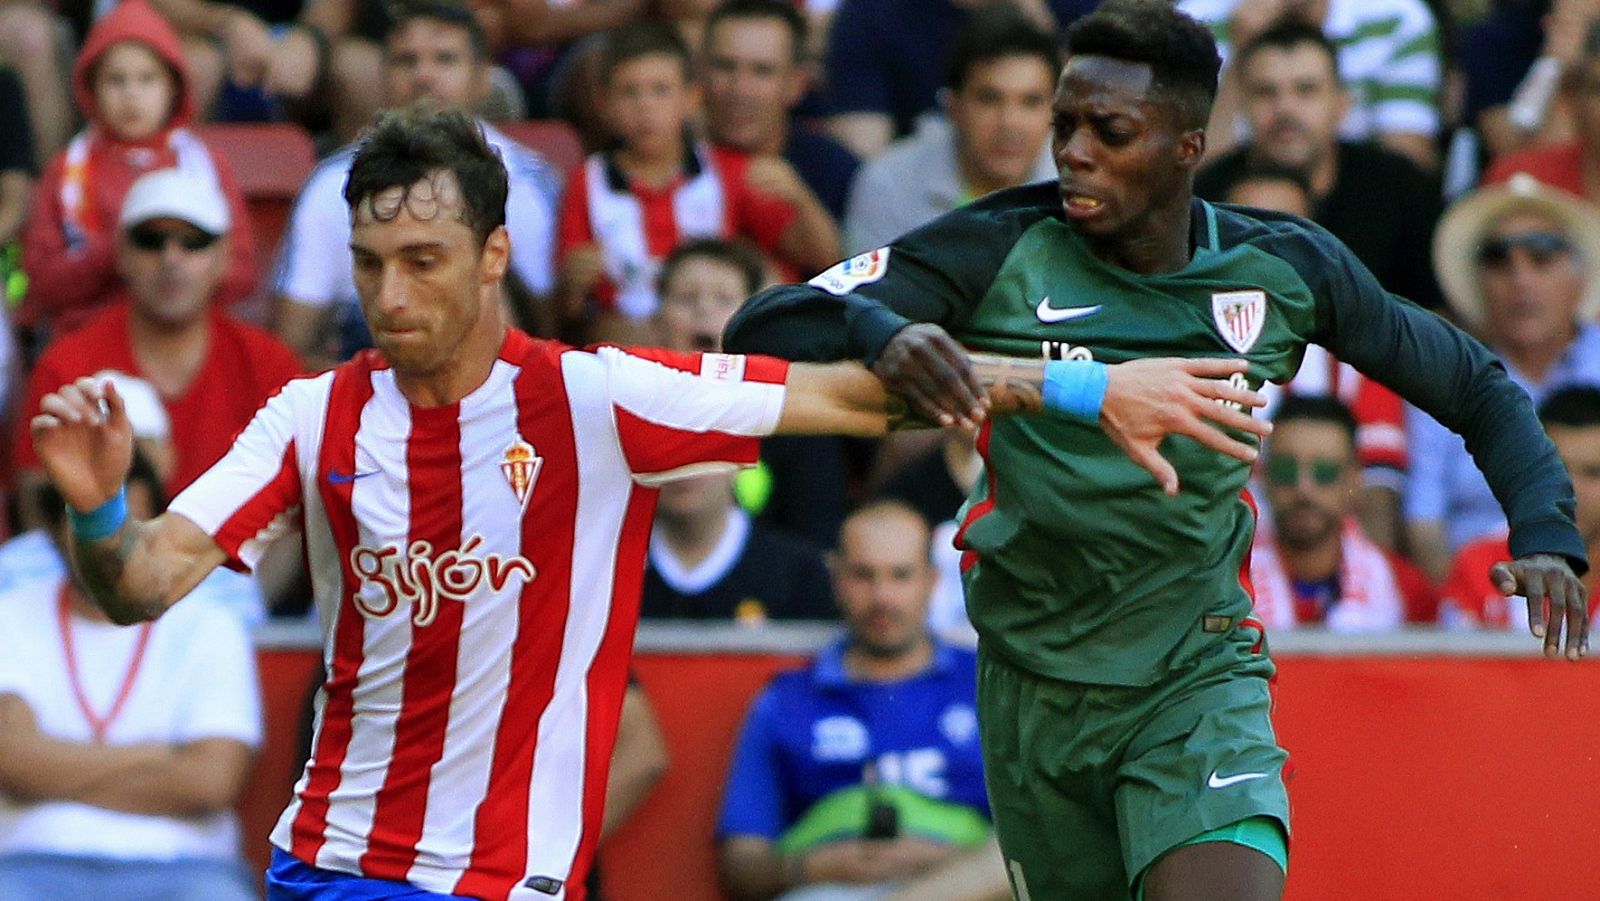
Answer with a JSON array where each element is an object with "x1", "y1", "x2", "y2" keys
[{"x1": 716, "y1": 500, "x2": 1008, "y2": 901}]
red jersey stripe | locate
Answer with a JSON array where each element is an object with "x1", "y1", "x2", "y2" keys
[
  {"x1": 358, "y1": 403, "x2": 468, "y2": 881},
  {"x1": 212, "y1": 440, "x2": 299, "y2": 564},
  {"x1": 456, "y1": 347, "x2": 581, "y2": 900}
]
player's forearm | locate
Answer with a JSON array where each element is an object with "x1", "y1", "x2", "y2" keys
[
  {"x1": 778, "y1": 354, "x2": 1057, "y2": 436},
  {"x1": 75, "y1": 513, "x2": 218, "y2": 624}
]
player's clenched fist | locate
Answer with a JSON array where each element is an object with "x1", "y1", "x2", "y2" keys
[{"x1": 30, "y1": 376, "x2": 135, "y2": 515}]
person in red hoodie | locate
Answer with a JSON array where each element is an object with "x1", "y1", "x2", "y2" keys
[{"x1": 19, "y1": 0, "x2": 258, "y2": 345}]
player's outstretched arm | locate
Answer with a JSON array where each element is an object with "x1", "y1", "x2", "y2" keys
[
  {"x1": 1490, "y1": 555, "x2": 1590, "y2": 661},
  {"x1": 31, "y1": 377, "x2": 226, "y2": 625},
  {"x1": 776, "y1": 353, "x2": 1270, "y2": 494}
]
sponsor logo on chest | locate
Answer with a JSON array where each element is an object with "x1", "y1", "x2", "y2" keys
[{"x1": 349, "y1": 535, "x2": 537, "y2": 627}]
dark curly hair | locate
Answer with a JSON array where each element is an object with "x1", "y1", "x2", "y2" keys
[
  {"x1": 343, "y1": 105, "x2": 509, "y2": 247},
  {"x1": 1064, "y1": 0, "x2": 1221, "y2": 129}
]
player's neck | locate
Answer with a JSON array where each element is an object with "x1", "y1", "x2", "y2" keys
[
  {"x1": 1083, "y1": 207, "x2": 1193, "y2": 275},
  {"x1": 1278, "y1": 532, "x2": 1341, "y2": 583},
  {"x1": 394, "y1": 316, "x2": 509, "y2": 408},
  {"x1": 654, "y1": 505, "x2": 734, "y2": 567},
  {"x1": 843, "y1": 635, "x2": 935, "y2": 683}
]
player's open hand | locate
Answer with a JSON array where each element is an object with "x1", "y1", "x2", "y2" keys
[
  {"x1": 1100, "y1": 357, "x2": 1270, "y2": 496},
  {"x1": 1490, "y1": 554, "x2": 1588, "y2": 660},
  {"x1": 30, "y1": 376, "x2": 135, "y2": 516},
  {"x1": 872, "y1": 323, "x2": 989, "y2": 431}
]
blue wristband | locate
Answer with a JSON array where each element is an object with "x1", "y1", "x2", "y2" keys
[
  {"x1": 67, "y1": 487, "x2": 127, "y2": 542},
  {"x1": 1043, "y1": 359, "x2": 1109, "y2": 422}
]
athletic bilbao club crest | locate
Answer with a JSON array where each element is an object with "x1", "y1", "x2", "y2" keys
[
  {"x1": 500, "y1": 439, "x2": 543, "y2": 512},
  {"x1": 1211, "y1": 290, "x2": 1267, "y2": 353}
]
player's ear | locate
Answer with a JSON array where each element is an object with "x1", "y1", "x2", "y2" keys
[
  {"x1": 480, "y1": 225, "x2": 510, "y2": 282},
  {"x1": 1176, "y1": 127, "x2": 1205, "y2": 170}
]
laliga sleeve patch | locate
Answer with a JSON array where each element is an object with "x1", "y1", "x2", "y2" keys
[
  {"x1": 700, "y1": 353, "x2": 747, "y2": 381},
  {"x1": 808, "y1": 248, "x2": 891, "y2": 296}
]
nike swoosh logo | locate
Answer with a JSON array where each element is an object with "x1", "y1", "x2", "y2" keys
[
  {"x1": 328, "y1": 469, "x2": 380, "y2": 484},
  {"x1": 1207, "y1": 771, "x2": 1269, "y2": 789},
  {"x1": 1035, "y1": 297, "x2": 1101, "y2": 323}
]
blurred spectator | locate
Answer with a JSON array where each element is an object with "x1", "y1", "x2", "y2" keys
[
  {"x1": 0, "y1": 379, "x2": 268, "y2": 623},
  {"x1": 268, "y1": 0, "x2": 397, "y2": 142},
  {"x1": 1249, "y1": 396, "x2": 1436, "y2": 631},
  {"x1": 657, "y1": 239, "x2": 848, "y2": 549},
  {"x1": 879, "y1": 430, "x2": 982, "y2": 646},
  {"x1": 589, "y1": 681, "x2": 670, "y2": 901},
  {"x1": 1439, "y1": 386, "x2": 1600, "y2": 629},
  {"x1": 822, "y1": 0, "x2": 1095, "y2": 160},
  {"x1": 1406, "y1": 173, "x2": 1600, "y2": 580},
  {"x1": 1195, "y1": 20, "x2": 1444, "y2": 311},
  {"x1": 20, "y1": 0, "x2": 259, "y2": 343},
  {"x1": 0, "y1": 453, "x2": 261, "y2": 901},
  {"x1": 13, "y1": 167, "x2": 300, "y2": 530},
  {"x1": 272, "y1": 0, "x2": 561, "y2": 366},
  {"x1": 1210, "y1": 159, "x2": 1413, "y2": 549},
  {"x1": 716, "y1": 500, "x2": 1004, "y2": 901},
  {"x1": 0, "y1": 1, "x2": 72, "y2": 164},
  {"x1": 556, "y1": 23, "x2": 837, "y2": 343},
  {"x1": 640, "y1": 466, "x2": 835, "y2": 623},
  {"x1": 1455, "y1": 0, "x2": 1571, "y2": 157},
  {"x1": 702, "y1": 0, "x2": 860, "y2": 220},
  {"x1": 1179, "y1": 0, "x2": 1443, "y2": 170},
  {"x1": 1481, "y1": 10, "x2": 1600, "y2": 199},
  {"x1": 843, "y1": 9, "x2": 1058, "y2": 255}
]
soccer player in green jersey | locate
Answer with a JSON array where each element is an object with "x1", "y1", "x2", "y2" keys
[{"x1": 723, "y1": 1, "x2": 1590, "y2": 899}]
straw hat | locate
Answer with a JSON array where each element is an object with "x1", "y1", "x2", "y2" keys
[{"x1": 1432, "y1": 173, "x2": 1600, "y2": 332}]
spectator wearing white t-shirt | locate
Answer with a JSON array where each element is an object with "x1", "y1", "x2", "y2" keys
[
  {"x1": 0, "y1": 458, "x2": 262, "y2": 901},
  {"x1": 271, "y1": 0, "x2": 561, "y2": 367}
]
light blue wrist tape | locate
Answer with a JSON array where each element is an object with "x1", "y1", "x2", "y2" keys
[
  {"x1": 67, "y1": 487, "x2": 127, "y2": 542},
  {"x1": 1042, "y1": 359, "x2": 1109, "y2": 422}
]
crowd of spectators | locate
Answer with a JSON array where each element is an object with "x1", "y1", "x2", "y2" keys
[{"x1": 1, "y1": 0, "x2": 1599, "y2": 896}]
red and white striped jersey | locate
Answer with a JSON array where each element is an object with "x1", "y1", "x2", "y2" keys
[
  {"x1": 168, "y1": 331, "x2": 788, "y2": 901},
  {"x1": 1261, "y1": 343, "x2": 1409, "y2": 481}
]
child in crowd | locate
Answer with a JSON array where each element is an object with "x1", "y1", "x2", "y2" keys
[
  {"x1": 20, "y1": 0, "x2": 257, "y2": 343},
  {"x1": 555, "y1": 21, "x2": 837, "y2": 343}
]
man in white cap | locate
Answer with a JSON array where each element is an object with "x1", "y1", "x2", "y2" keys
[
  {"x1": 11, "y1": 166, "x2": 301, "y2": 533},
  {"x1": 1405, "y1": 173, "x2": 1600, "y2": 581}
]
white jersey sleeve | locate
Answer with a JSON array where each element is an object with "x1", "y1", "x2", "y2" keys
[
  {"x1": 168, "y1": 375, "x2": 328, "y2": 570},
  {"x1": 592, "y1": 346, "x2": 788, "y2": 486}
]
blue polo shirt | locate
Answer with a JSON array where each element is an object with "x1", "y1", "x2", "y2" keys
[{"x1": 717, "y1": 639, "x2": 987, "y2": 841}]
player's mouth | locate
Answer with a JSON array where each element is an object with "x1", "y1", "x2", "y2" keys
[{"x1": 1061, "y1": 190, "x2": 1108, "y2": 219}]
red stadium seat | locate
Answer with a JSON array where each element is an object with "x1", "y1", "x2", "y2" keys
[
  {"x1": 495, "y1": 119, "x2": 585, "y2": 175},
  {"x1": 193, "y1": 122, "x2": 317, "y2": 262}
]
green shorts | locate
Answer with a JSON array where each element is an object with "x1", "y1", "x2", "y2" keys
[{"x1": 978, "y1": 621, "x2": 1290, "y2": 900}]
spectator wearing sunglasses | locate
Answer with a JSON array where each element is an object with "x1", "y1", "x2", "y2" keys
[
  {"x1": 1404, "y1": 173, "x2": 1600, "y2": 582},
  {"x1": 10, "y1": 168, "x2": 300, "y2": 532},
  {"x1": 1249, "y1": 395, "x2": 1437, "y2": 631}
]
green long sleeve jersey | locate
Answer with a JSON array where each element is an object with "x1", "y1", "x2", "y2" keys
[{"x1": 725, "y1": 182, "x2": 1584, "y2": 685}]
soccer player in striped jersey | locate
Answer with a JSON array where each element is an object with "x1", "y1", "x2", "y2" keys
[{"x1": 31, "y1": 106, "x2": 1271, "y2": 901}]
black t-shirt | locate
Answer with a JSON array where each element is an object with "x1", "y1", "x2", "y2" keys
[
  {"x1": 0, "y1": 68, "x2": 36, "y2": 176},
  {"x1": 1195, "y1": 142, "x2": 1445, "y2": 310},
  {"x1": 640, "y1": 517, "x2": 836, "y2": 621},
  {"x1": 881, "y1": 444, "x2": 967, "y2": 528},
  {"x1": 784, "y1": 126, "x2": 861, "y2": 222},
  {"x1": 749, "y1": 435, "x2": 849, "y2": 552}
]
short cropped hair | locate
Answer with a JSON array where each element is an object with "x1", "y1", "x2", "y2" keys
[
  {"x1": 387, "y1": 0, "x2": 489, "y2": 63},
  {"x1": 602, "y1": 21, "x2": 693, "y2": 84},
  {"x1": 704, "y1": 0, "x2": 807, "y2": 65},
  {"x1": 1270, "y1": 394, "x2": 1359, "y2": 448},
  {"x1": 1237, "y1": 19, "x2": 1340, "y2": 80},
  {"x1": 1225, "y1": 160, "x2": 1313, "y2": 200},
  {"x1": 658, "y1": 238, "x2": 767, "y2": 296},
  {"x1": 1064, "y1": 0, "x2": 1221, "y2": 129},
  {"x1": 945, "y1": 7, "x2": 1062, "y2": 93},
  {"x1": 1540, "y1": 386, "x2": 1600, "y2": 430},
  {"x1": 344, "y1": 106, "x2": 509, "y2": 246}
]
